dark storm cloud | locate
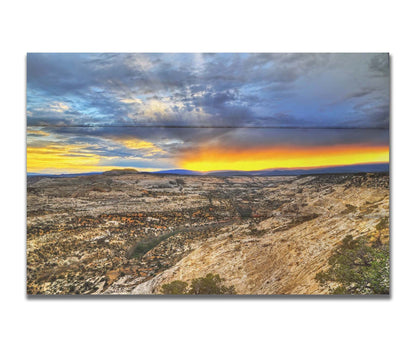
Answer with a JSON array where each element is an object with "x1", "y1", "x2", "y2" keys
[
  {"x1": 183, "y1": 127, "x2": 389, "y2": 152},
  {"x1": 27, "y1": 53, "x2": 390, "y2": 128},
  {"x1": 47, "y1": 125, "x2": 234, "y2": 148},
  {"x1": 36, "y1": 124, "x2": 388, "y2": 164}
]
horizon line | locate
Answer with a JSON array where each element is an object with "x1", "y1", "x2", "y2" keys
[{"x1": 27, "y1": 162, "x2": 390, "y2": 176}]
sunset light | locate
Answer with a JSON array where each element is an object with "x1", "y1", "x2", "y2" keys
[
  {"x1": 27, "y1": 144, "x2": 117, "y2": 173},
  {"x1": 180, "y1": 145, "x2": 389, "y2": 172},
  {"x1": 27, "y1": 53, "x2": 390, "y2": 174}
]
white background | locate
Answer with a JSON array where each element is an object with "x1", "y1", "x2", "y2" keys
[{"x1": 0, "y1": 1, "x2": 414, "y2": 346}]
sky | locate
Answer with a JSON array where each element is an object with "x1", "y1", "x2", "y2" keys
[{"x1": 26, "y1": 53, "x2": 390, "y2": 174}]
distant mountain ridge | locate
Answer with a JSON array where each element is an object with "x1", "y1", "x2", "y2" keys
[
  {"x1": 206, "y1": 163, "x2": 390, "y2": 176},
  {"x1": 27, "y1": 163, "x2": 389, "y2": 178},
  {"x1": 150, "y1": 163, "x2": 389, "y2": 176},
  {"x1": 153, "y1": 169, "x2": 204, "y2": 175}
]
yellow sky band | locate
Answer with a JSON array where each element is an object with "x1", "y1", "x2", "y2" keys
[
  {"x1": 179, "y1": 145, "x2": 389, "y2": 172},
  {"x1": 27, "y1": 143, "x2": 389, "y2": 174}
]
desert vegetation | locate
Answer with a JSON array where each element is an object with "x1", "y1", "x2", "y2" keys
[
  {"x1": 162, "y1": 273, "x2": 236, "y2": 295},
  {"x1": 315, "y1": 233, "x2": 389, "y2": 295},
  {"x1": 27, "y1": 171, "x2": 389, "y2": 295}
]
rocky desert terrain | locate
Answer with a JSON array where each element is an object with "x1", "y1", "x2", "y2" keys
[{"x1": 27, "y1": 171, "x2": 389, "y2": 295}]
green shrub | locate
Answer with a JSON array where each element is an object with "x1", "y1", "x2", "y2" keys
[
  {"x1": 161, "y1": 273, "x2": 236, "y2": 295},
  {"x1": 161, "y1": 280, "x2": 188, "y2": 294},
  {"x1": 315, "y1": 235, "x2": 389, "y2": 295},
  {"x1": 188, "y1": 273, "x2": 236, "y2": 295}
]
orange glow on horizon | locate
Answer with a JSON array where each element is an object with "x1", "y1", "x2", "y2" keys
[
  {"x1": 27, "y1": 142, "x2": 389, "y2": 174},
  {"x1": 27, "y1": 144, "x2": 168, "y2": 174},
  {"x1": 27, "y1": 144, "x2": 115, "y2": 173},
  {"x1": 179, "y1": 144, "x2": 389, "y2": 172}
]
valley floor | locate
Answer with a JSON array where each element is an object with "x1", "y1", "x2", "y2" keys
[{"x1": 26, "y1": 172, "x2": 389, "y2": 295}]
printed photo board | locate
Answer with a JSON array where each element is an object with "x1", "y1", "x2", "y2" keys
[{"x1": 27, "y1": 53, "x2": 390, "y2": 295}]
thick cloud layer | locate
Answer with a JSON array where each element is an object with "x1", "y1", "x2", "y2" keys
[
  {"x1": 27, "y1": 53, "x2": 389, "y2": 128},
  {"x1": 26, "y1": 53, "x2": 390, "y2": 172}
]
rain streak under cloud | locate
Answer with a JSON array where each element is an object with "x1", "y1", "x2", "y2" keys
[{"x1": 26, "y1": 53, "x2": 390, "y2": 174}]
